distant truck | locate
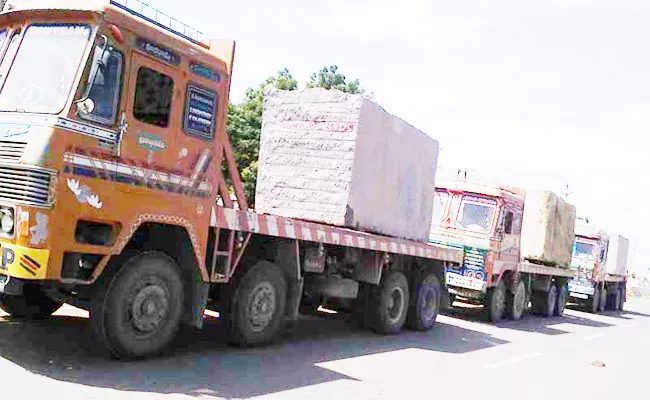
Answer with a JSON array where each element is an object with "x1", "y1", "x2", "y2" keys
[
  {"x1": 429, "y1": 177, "x2": 576, "y2": 322},
  {"x1": 567, "y1": 219, "x2": 627, "y2": 313}
]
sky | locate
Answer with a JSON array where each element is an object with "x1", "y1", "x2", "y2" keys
[{"x1": 150, "y1": 0, "x2": 649, "y2": 271}]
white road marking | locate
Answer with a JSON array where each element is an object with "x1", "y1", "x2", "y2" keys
[
  {"x1": 484, "y1": 352, "x2": 541, "y2": 369},
  {"x1": 584, "y1": 332, "x2": 607, "y2": 340},
  {"x1": 624, "y1": 322, "x2": 640, "y2": 328}
]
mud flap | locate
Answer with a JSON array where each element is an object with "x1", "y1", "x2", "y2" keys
[{"x1": 185, "y1": 278, "x2": 209, "y2": 329}]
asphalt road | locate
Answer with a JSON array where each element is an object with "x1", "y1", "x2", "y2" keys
[{"x1": 0, "y1": 297, "x2": 648, "y2": 400}]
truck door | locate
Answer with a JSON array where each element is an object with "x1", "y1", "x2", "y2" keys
[
  {"x1": 121, "y1": 50, "x2": 180, "y2": 173},
  {"x1": 497, "y1": 198, "x2": 522, "y2": 263}
]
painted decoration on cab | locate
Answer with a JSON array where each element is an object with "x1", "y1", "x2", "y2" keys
[
  {"x1": 137, "y1": 132, "x2": 167, "y2": 152},
  {"x1": 66, "y1": 178, "x2": 103, "y2": 209}
]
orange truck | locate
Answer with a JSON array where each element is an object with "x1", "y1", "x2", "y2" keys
[{"x1": 0, "y1": 0, "x2": 463, "y2": 358}]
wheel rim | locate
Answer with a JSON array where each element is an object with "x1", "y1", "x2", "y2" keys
[
  {"x1": 247, "y1": 282, "x2": 276, "y2": 333},
  {"x1": 387, "y1": 286, "x2": 405, "y2": 323},
  {"x1": 129, "y1": 279, "x2": 169, "y2": 334},
  {"x1": 420, "y1": 286, "x2": 438, "y2": 322}
]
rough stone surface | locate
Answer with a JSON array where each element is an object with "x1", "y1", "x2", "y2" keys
[
  {"x1": 605, "y1": 233, "x2": 629, "y2": 277},
  {"x1": 520, "y1": 190, "x2": 576, "y2": 267},
  {"x1": 256, "y1": 87, "x2": 439, "y2": 242}
]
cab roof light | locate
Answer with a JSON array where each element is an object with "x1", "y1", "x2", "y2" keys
[{"x1": 110, "y1": 0, "x2": 209, "y2": 48}]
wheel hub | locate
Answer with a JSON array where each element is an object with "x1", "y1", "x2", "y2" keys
[
  {"x1": 421, "y1": 289, "x2": 437, "y2": 321},
  {"x1": 248, "y1": 282, "x2": 276, "y2": 332},
  {"x1": 131, "y1": 284, "x2": 169, "y2": 333}
]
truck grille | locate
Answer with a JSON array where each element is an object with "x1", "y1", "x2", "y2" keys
[
  {"x1": 463, "y1": 246, "x2": 487, "y2": 270},
  {"x1": 0, "y1": 141, "x2": 27, "y2": 163},
  {"x1": 0, "y1": 164, "x2": 53, "y2": 206}
]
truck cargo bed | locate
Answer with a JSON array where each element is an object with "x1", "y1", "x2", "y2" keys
[{"x1": 212, "y1": 206, "x2": 463, "y2": 263}]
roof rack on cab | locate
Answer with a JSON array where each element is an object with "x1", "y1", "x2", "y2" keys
[{"x1": 110, "y1": 0, "x2": 209, "y2": 48}]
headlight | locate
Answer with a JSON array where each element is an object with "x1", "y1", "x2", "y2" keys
[{"x1": 0, "y1": 207, "x2": 14, "y2": 235}]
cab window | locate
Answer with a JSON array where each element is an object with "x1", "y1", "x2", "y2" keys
[
  {"x1": 78, "y1": 42, "x2": 124, "y2": 125},
  {"x1": 133, "y1": 66, "x2": 174, "y2": 127},
  {"x1": 183, "y1": 84, "x2": 217, "y2": 140}
]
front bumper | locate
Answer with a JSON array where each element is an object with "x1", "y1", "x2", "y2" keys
[{"x1": 0, "y1": 240, "x2": 49, "y2": 280}]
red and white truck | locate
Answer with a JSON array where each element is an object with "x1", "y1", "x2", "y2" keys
[
  {"x1": 429, "y1": 176, "x2": 577, "y2": 321},
  {"x1": 567, "y1": 219, "x2": 628, "y2": 313}
]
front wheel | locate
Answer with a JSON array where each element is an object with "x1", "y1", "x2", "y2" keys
[
  {"x1": 0, "y1": 284, "x2": 61, "y2": 319},
  {"x1": 589, "y1": 289, "x2": 600, "y2": 314},
  {"x1": 598, "y1": 288, "x2": 607, "y2": 312},
  {"x1": 507, "y1": 280, "x2": 526, "y2": 321},
  {"x1": 486, "y1": 280, "x2": 506, "y2": 322},
  {"x1": 90, "y1": 252, "x2": 184, "y2": 359}
]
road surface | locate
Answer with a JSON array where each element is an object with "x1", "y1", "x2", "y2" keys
[{"x1": 0, "y1": 298, "x2": 648, "y2": 399}]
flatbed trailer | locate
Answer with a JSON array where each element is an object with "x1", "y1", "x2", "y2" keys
[{"x1": 0, "y1": 0, "x2": 464, "y2": 359}]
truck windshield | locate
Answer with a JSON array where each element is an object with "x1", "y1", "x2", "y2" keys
[
  {"x1": 573, "y1": 240, "x2": 596, "y2": 258},
  {"x1": 0, "y1": 24, "x2": 92, "y2": 114},
  {"x1": 456, "y1": 196, "x2": 496, "y2": 233},
  {"x1": 571, "y1": 239, "x2": 597, "y2": 269}
]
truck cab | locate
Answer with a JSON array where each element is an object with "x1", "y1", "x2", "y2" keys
[
  {"x1": 429, "y1": 178, "x2": 524, "y2": 301},
  {"x1": 567, "y1": 219, "x2": 625, "y2": 313}
]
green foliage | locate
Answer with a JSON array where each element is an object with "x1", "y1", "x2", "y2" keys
[
  {"x1": 306, "y1": 65, "x2": 364, "y2": 94},
  {"x1": 227, "y1": 66, "x2": 363, "y2": 206}
]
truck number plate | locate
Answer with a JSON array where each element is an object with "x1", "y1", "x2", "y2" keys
[
  {"x1": 570, "y1": 292, "x2": 588, "y2": 299},
  {"x1": 446, "y1": 272, "x2": 486, "y2": 291}
]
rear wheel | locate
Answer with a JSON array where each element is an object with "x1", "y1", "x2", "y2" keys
[
  {"x1": 598, "y1": 288, "x2": 607, "y2": 312},
  {"x1": 369, "y1": 271, "x2": 409, "y2": 334},
  {"x1": 90, "y1": 252, "x2": 184, "y2": 359},
  {"x1": 618, "y1": 288, "x2": 625, "y2": 311},
  {"x1": 406, "y1": 271, "x2": 441, "y2": 331},
  {"x1": 0, "y1": 284, "x2": 61, "y2": 319},
  {"x1": 486, "y1": 280, "x2": 506, "y2": 322},
  {"x1": 540, "y1": 285, "x2": 557, "y2": 317},
  {"x1": 554, "y1": 284, "x2": 568, "y2": 316},
  {"x1": 226, "y1": 261, "x2": 287, "y2": 347},
  {"x1": 507, "y1": 280, "x2": 526, "y2": 321}
]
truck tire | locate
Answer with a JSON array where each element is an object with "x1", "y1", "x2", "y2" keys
[
  {"x1": 589, "y1": 289, "x2": 600, "y2": 314},
  {"x1": 369, "y1": 270, "x2": 409, "y2": 334},
  {"x1": 611, "y1": 288, "x2": 621, "y2": 311},
  {"x1": 406, "y1": 271, "x2": 441, "y2": 331},
  {"x1": 618, "y1": 288, "x2": 625, "y2": 311},
  {"x1": 90, "y1": 252, "x2": 184, "y2": 359},
  {"x1": 540, "y1": 285, "x2": 557, "y2": 317},
  {"x1": 598, "y1": 288, "x2": 607, "y2": 312},
  {"x1": 507, "y1": 280, "x2": 526, "y2": 321},
  {"x1": 0, "y1": 285, "x2": 61, "y2": 319},
  {"x1": 226, "y1": 261, "x2": 287, "y2": 347},
  {"x1": 554, "y1": 284, "x2": 568, "y2": 316},
  {"x1": 486, "y1": 280, "x2": 506, "y2": 322}
]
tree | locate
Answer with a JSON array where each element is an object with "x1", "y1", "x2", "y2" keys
[
  {"x1": 227, "y1": 69, "x2": 297, "y2": 205},
  {"x1": 306, "y1": 65, "x2": 364, "y2": 94}
]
